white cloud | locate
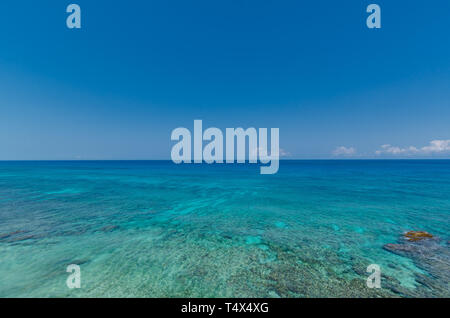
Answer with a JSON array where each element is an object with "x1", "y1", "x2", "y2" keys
[
  {"x1": 375, "y1": 140, "x2": 450, "y2": 156},
  {"x1": 332, "y1": 146, "x2": 356, "y2": 156},
  {"x1": 421, "y1": 140, "x2": 450, "y2": 153},
  {"x1": 279, "y1": 148, "x2": 290, "y2": 157}
]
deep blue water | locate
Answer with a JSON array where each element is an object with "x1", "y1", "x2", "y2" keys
[{"x1": 0, "y1": 160, "x2": 449, "y2": 297}]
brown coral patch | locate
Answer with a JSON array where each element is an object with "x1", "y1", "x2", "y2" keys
[{"x1": 404, "y1": 231, "x2": 433, "y2": 241}]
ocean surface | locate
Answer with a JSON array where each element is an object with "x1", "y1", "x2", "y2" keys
[{"x1": 0, "y1": 160, "x2": 449, "y2": 297}]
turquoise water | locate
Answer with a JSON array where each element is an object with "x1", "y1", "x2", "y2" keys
[{"x1": 0, "y1": 160, "x2": 449, "y2": 297}]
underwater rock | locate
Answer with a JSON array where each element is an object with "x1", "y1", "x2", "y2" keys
[
  {"x1": 9, "y1": 235, "x2": 36, "y2": 242},
  {"x1": 99, "y1": 225, "x2": 119, "y2": 232},
  {"x1": 0, "y1": 233, "x2": 44, "y2": 243},
  {"x1": 0, "y1": 230, "x2": 27, "y2": 240},
  {"x1": 384, "y1": 230, "x2": 438, "y2": 255},
  {"x1": 404, "y1": 231, "x2": 433, "y2": 241},
  {"x1": 384, "y1": 243, "x2": 420, "y2": 255},
  {"x1": 0, "y1": 230, "x2": 40, "y2": 243}
]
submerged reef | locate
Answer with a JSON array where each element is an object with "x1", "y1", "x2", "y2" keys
[{"x1": 383, "y1": 231, "x2": 450, "y2": 297}]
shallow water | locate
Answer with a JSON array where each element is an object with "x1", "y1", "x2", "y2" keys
[{"x1": 0, "y1": 160, "x2": 449, "y2": 297}]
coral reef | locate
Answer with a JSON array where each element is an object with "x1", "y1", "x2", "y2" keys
[
  {"x1": 384, "y1": 231, "x2": 450, "y2": 297},
  {"x1": 404, "y1": 231, "x2": 433, "y2": 242}
]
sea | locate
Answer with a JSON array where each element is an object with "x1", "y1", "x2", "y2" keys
[{"x1": 0, "y1": 160, "x2": 448, "y2": 297}]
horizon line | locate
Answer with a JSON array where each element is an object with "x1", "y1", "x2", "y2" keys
[{"x1": 1, "y1": 158, "x2": 450, "y2": 162}]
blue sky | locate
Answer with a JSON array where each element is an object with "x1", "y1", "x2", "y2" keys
[{"x1": 0, "y1": 0, "x2": 449, "y2": 160}]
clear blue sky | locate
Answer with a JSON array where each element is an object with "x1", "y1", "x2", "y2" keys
[{"x1": 0, "y1": 0, "x2": 449, "y2": 160}]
